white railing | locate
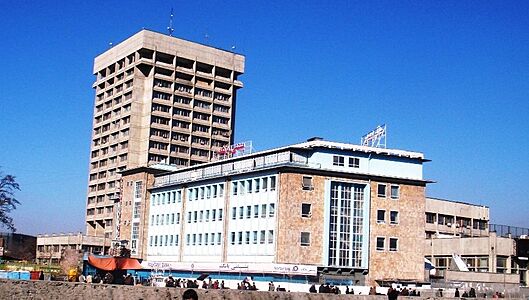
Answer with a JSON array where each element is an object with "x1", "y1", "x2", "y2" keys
[{"x1": 154, "y1": 151, "x2": 311, "y2": 188}]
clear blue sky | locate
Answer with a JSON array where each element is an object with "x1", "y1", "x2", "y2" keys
[{"x1": 1, "y1": 1, "x2": 528, "y2": 235}]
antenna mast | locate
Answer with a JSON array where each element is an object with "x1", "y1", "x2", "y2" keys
[{"x1": 167, "y1": 8, "x2": 174, "y2": 36}]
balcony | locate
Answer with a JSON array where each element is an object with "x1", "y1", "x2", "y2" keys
[{"x1": 154, "y1": 150, "x2": 309, "y2": 188}]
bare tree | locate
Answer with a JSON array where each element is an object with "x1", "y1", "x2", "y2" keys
[{"x1": 0, "y1": 171, "x2": 20, "y2": 232}]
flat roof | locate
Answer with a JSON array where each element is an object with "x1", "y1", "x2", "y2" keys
[{"x1": 426, "y1": 196, "x2": 489, "y2": 209}]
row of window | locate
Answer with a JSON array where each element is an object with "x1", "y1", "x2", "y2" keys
[
  {"x1": 188, "y1": 184, "x2": 225, "y2": 201},
  {"x1": 151, "y1": 190, "x2": 183, "y2": 206},
  {"x1": 230, "y1": 230, "x2": 274, "y2": 245},
  {"x1": 231, "y1": 204, "x2": 275, "y2": 220},
  {"x1": 425, "y1": 213, "x2": 488, "y2": 230},
  {"x1": 333, "y1": 155, "x2": 360, "y2": 168},
  {"x1": 150, "y1": 234, "x2": 179, "y2": 247},
  {"x1": 377, "y1": 184, "x2": 400, "y2": 199},
  {"x1": 186, "y1": 232, "x2": 222, "y2": 246},
  {"x1": 376, "y1": 237, "x2": 399, "y2": 252},
  {"x1": 151, "y1": 213, "x2": 182, "y2": 226},
  {"x1": 232, "y1": 176, "x2": 276, "y2": 195},
  {"x1": 376, "y1": 210, "x2": 399, "y2": 225},
  {"x1": 186, "y1": 209, "x2": 224, "y2": 223}
]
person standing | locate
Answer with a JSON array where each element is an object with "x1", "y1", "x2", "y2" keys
[{"x1": 455, "y1": 288, "x2": 460, "y2": 297}]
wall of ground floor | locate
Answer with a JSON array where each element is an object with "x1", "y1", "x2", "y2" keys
[{"x1": 1, "y1": 279, "x2": 528, "y2": 300}]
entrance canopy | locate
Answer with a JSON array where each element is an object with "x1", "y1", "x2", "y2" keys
[{"x1": 88, "y1": 255, "x2": 143, "y2": 271}]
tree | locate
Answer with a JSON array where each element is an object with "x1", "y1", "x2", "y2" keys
[{"x1": 0, "y1": 172, "x2": 20, "y2": 232}]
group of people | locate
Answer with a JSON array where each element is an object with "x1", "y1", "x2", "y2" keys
[
  {"x1": 77, "y1": 273, "x2": 104, "y2": 284},
  {"x1": 308, "y1": 283, "x2": 345, "y2": 294}
]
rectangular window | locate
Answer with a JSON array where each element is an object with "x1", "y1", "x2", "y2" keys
[
  {"x1": 269, "y1": 203, "x2": 275, "y2": 217},
  {"x1": 246, "y1": 205, "x2": 251, "y2": 218},
  {"x1": 247, "y1": 180, "x2": 252, "y2": 193},
  {"x1": 219, "y1": 184, "x2": 224, "y2": 197},
  {"x1": 205, "y1": 210, "x2": 210, "y2": 222},
  {"x1": 254, "y1": 179, "x2": 260, "y2": 193},
  {"x1": 268, "y1": 230, "x2": 274, "y2": 244},
  {"x1": 199, "y1": 210, "x2": 204, "y2": 222},
  {"x1": 232, "y1": 207, "x2": 236, "y2": 220},
  {"x1": 348, "y1": 157, "x2": 359, "y2": 168},
  {"x1": 390, "y1": 211, "x2": 399, "y2": 225},
  {"x1": 176, "y1": 213, "x2": 180, "y2": 224},
  {"x1": 217, "y1": 232, "x2": 221, "y2": 245},
  {"x1": 149, "y1": 236, "x2": 153, "y2": 247},
  {"x1": 212, "y1": 209, "x2": 216, "y2": 221},
  {"x1": 260, "y1": 230, "x2": 266, "y2": 244},
  {"x1": 198, "y1": 234, "x2": 202, "y2": 245},
  {"x1": 377, "y1": 210, "x2": 386, "y2": 224},
  {"x1": 232, "y1": 182, "x2": 238, "y2": 195},
  {"x1": 245, "y1": 231, "x2": 250, "y2": 244},
  {"x1": 239, "y1": 181, "x2": 245, "y2": 195},
  {"x1": 219, "y1": 208, "x2": 223, "y2": 221},
  {"x1": 377, "y1": 184, "x2": 387, "y2": 197},
  {"x1": 186, "y1": 234, "x2": 190, "y2": 246},
  {"x1": 231, "y1": 232, "x2": 236, "y2": 245},
  {"x1": 333, "y1": 155, "x2": 345, "y2": 166},
  {"x1": 270, "y1": 176, "x2": 276, "y2": 191},
  {"x1": 192, "y1": 234, "x2": 196, "y2": 246},
  {"x1": 252, "y1": 231, "x2": 258, "y2": 244},
  {"x1": 262, "y1": 177, "x2": 268, "y2": 191},
  {"x1": 300, "y1": 232, "x2": 311, "y2": 246},
  {"x1": 301, "y1": 203, "x2": 312, "y2": 218},
  {"x1": 261, "y1": 204, "x2": 267, "y2": 218},
  {"x1": 254, "y1": 205, "x2": 259, "y2": 218},
  {"x1": 302, "y1": 176, "x2": 313, "y2": 190},
  {"x1": 238, "y1": 232, "x2": 243, "y2": 245},
  {"x1": 376, "y1": 237, "x2": 385, "y2": 251},
  {"x1": 193, "y1": 211, "x2": 197, "y2": 223},
  {"x1": 134, "y1": 181, "x2": 143, "y2": 199},
  {"x1": 391, "y1": 185, "x2": 400, "y2": 199},
  {"x1": 239, "y1": 206, "x2": 244, "y2": 219},
  {"x1": 389, "y1": 238, "x2": 398, "y2": 251},
  {"x1": 426, "y1": 213, "x2": 436, "y2": 224},
  {"x1": 175, "y1": 235, "x2": 179, "y2": 246}
]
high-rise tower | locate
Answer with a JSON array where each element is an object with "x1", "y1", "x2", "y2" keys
[{"x1": 86, "y1": 30, "x2": 244, "y2": 237}]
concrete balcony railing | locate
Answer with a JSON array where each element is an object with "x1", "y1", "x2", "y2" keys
[{"x1": 154, "y1": 151, "x2": 311, "y2": 188}]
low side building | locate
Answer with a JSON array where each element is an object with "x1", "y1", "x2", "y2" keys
[
  {"x1": 144, "y1": 139, "x2": 430, "y2": 285},
  {"x1": 36, "y1": 233, "x2": 110, "y2": 264},
  {"x1": 424, "y1": 197, "x2": 528, "y2": 287}
]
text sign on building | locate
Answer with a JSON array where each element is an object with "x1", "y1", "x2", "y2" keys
[{"x1": 361, "y1": 124, "x2": 386, "y2": 148}]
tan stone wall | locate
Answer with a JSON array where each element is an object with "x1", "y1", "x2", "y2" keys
[
  {"x1": 276, "y1": 173, "x2": 325, "y2": 265},
  {"x1": 367, "y1": 182, "x2": 426, "y2": 284},
  {"x1": 120, "y1": 171, "x2": 156, "y2": 259}
]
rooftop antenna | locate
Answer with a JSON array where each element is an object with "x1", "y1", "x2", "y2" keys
[
  {"x1": 109, "y1": 42, "x2": 113, "y2": 48},
  {"x1": 204, "y1": 33, "x2": 209, "y2": 44},
  {"x1": 167, "y1": 8, "x2": 174, "y2": 36}
]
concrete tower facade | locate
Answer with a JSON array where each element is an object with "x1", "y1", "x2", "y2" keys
[{"x1": 86, "y1": 30, "x2": 245, "y2": 237}]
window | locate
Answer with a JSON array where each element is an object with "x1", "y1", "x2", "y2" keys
[
  {"x1": 426, "y1": 213, "x2": 436, "y2": 224},
  {"x1": 301, "y1": 203, "x2": 312, "y2": 218},
  {"x1": 193, "y1": 211, "x2": 197, "y2": 223},
  {"x1": 231, "y1": 232, "x2": 236, "y2": 245},
  {"x1": 302, "y1": 176, "x2": 313, "y2": 190},
  {"x1": 245, "y1": 231, "x2": 250, "y2": 245},
  {"x1": 270, "y1": 176, "x2": 276, "y2": 191},
  {"x1": 219, "y1": 209, "x2": 223, "y2": 221},
  {"x1": 247, "y1": 180, "x2": 252, "y2": 193},
  {"x1": 261, "y1": 204, "x2": 267, "y2": 218},
  {"x1": 377, "y1": 184, "x2": 386, "y2": 197},
  {"x1": 217, "y1": 232, "x2": 221, "y2": 245},
  {"x1": 348, "y1": 157, "x2": 359, "y2": 168},
  {"x1": 260, "y1": 230, "x2": 266, "y2": 244},
  {"x1": 232, "y1": 207, "x2": 236, "y2": 220},
  {"x1": 239, "y1": 206, "x2": 244, "y2": 219},
  {"x1": 205, "y1": 210, "x2": 210, "y2": 222},
  {"x1": 390, "y1": 185, "x2": 400, "y2": 199},
  {"x1": 262, "y1": 178, "x2": 268, "y2": 191},
  {"x1": 254, "y1": 179, "x2": 260, "y2": 193},
  {"x1": 187, "y1": 212, "x2": 191, "y2": 223},
  {"x1": 238, "y1": 232, "x2": 243, "y2": 245},
  {"x1": 232, "y1": 182, "x2": 238, "y2": 195},
  {"x1": 333, "y1": 155, "x2": 345, "y2": 166},
  {"x1": 254, "y1": 205, "x2": 259, "y2": 218},
  {"x1": 300, "y1": 232, "x2": 311, "y2": 246},
  {"x1": 269, "y1": 203, "x2": 275, "y2": 217},
  {"x1": 246, "y1": 205, "x2": 251, "y2": 218},
  {"x1": 389, "y1": 238, "x2": 398, "y2": 251},
  {"x1": 390, "y1": 211, "x2": 399, "y2": 225},
  {"x1": 252, "y1": 231, "x2": 258, "y2": 244},
  {"x1": 268, "y1": 230, "x2": 274, "y2": 244},
  {"x1": 212, "y1": 209, "x2": 216, "y2": 221},
  {"x1": 377, "y1": 210, "x2": 385, "y2": 224},
  {"x1": 376, "y1": 237, "x2": 385, "y2": 251}
]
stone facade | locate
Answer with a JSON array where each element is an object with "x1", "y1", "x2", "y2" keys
[
  {"x1": 276, "y1": 172, "x2": 325, "y2": 265},
  {"x1": 368, "y1": 182, "x2": 426, "y2": 284}
]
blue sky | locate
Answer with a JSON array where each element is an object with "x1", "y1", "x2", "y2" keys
[{"x1": 0, "y1": 1, "x2": 528, "y2": 235}]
